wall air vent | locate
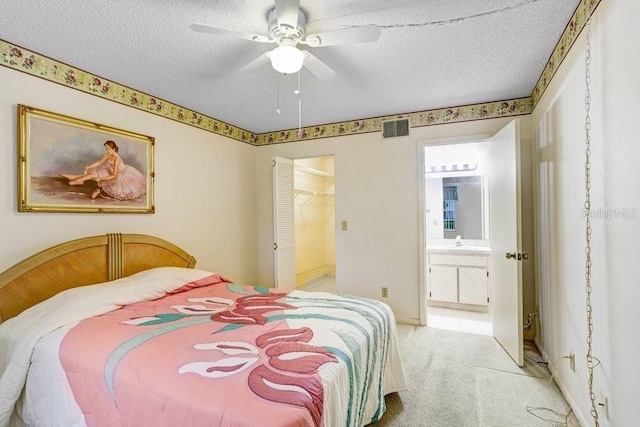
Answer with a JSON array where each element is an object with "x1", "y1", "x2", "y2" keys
[{"x1": 382, "y1": 118, "x2": 410, "y2": 139}]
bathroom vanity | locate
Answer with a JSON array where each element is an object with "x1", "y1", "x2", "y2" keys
[{"x1": 426, "y1": 245, "x2": 491, "y2": 311}]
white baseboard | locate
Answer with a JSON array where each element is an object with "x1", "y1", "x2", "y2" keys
[
  {"x1": 548, "y1": 362, "x2": 590, "y2": 427},
  {"x1": 396, "y1": 317, "x2": 421, "y2": 326}
]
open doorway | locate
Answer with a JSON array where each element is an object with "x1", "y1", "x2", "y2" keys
[
  {"x1": 293, "y1": 156, "x2": 336, "y2": 293},
  {"x1": 419, "y1": 120, "x2": 525, "y2": 366},
  {"x1": 423, "y1": 141, "x2": 493, "y2": 336}
]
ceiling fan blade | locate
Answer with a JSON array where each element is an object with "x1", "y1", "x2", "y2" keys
[
  {"x1": 190, "y1": 23, "x2": 271, "y2": 43},
  {"x1": 305, "y1": 25, "x2": 381, "y2": 47},
  {"x1": 302, "y1": 51, "x2": 336, "y2": 80},
  {"x1": 237, "y1": 52, "x2": 272, "y2": 74},
  {"x1": 274, "y1": 0, "x2": 301, "y2": 29}
]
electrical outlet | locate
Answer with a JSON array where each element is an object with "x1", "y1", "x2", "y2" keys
[
  {"x1": 569, "y1": 351, "x2": 575, "y2": 372},
  {"x1": 600, "y1": 392, "x2": 609, "y2": 420},
  {"x1": 381, "y1": 287, "x2": 388, "y2": 298},
  {"x1": 341, "y1": 220, "x2": 348, "y2": 231}
]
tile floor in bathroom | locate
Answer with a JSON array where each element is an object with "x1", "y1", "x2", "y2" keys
[{"x1": 425, "y1": 305, "x2": 493, "y2": 336}]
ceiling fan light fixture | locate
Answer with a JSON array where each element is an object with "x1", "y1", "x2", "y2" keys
[{"x1": 270, "y1": 45, "x2": 304, "y2": 74}]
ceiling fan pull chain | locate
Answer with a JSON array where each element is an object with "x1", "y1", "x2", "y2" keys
[
  {"x1": 276, "y1": 74, "x2": 281, "y2": 114},
  {"x1": 297, "y1": 72, "x2": 303, "y2": 137},
  {"x1": 297, "y1": 98, "x2": 302, "y2": 137}
]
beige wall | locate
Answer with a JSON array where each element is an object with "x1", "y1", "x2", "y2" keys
[
  {"x1": 256, "y1": 117, "x2": 535, "y2": 326},
  {"x1": 0, "y1": 66, "x2": 258, "y2": 284},
  {"x1": 531, "y1": 0, "x2": 639, "y2": 425},
  {"x1": 7, "y1": 4, "x2": 634, "y2": 422}
]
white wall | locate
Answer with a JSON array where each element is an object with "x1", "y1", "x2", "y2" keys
[
  {"x1": 255, "y1": 117, "x2": 535, "y2": 325},
  {"x1": 0, "y1": 66, "x2": 258, "y2": 285},
  {"x1": 425, "y1": 177, "x2": 444, "y2": 239},
  {"x1": 532, "y1": 0, "x2": 640, "y2": 425}
]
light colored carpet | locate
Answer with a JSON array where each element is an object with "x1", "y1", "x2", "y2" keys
[
  {"x1": 476, "y1": 368, "x2": 570, "y2": 426},
  {"x1": 368, "y1": 325, "x2": 576, "y2": 427}
]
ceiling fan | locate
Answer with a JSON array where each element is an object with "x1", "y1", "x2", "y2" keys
[{"x1": 190, "y1": 0, "x2": 381, "y2": 80}]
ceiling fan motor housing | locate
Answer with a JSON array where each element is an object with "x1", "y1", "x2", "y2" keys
[{"x1": 268, "y1": 8, "x2": 306, "y2": 45}]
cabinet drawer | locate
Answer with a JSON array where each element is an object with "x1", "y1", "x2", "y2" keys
[{"x1": 429, "y1": 254, "x2": 488, "y2": 267}]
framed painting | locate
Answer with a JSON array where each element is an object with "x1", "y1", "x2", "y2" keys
[{"x1": 18, "y1": 104, "x2": 154, "y2": 213}]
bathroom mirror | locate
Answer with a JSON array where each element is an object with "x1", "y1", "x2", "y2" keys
[{"x1": 425, "y1": 175, "x2": 489, "y2": 240}]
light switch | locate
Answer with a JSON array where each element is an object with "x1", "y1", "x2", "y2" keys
[{"x1": 341, "y1": 220, "x2": 348, "y2": 231}]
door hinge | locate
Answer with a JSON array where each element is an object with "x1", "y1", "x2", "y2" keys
[
  {"x1": 428, "y1": 267, "x2": 431, "y2": 273},
  {"x1": 486, "y1": 271, "x2": 489, "y2": 277},
  {"x1": 273, "y1": 159, "x2": 276, "y2": 167},
  {"x1": 487, "y1": 297, "x2": 490, "y2": 303},
  {"x1": 273, "y1": 242, "x2": 278, "y2": 250}
]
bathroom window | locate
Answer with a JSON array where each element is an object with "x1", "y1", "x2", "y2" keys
[
  {"x1": 443, "y1": 185, "x2": 458, "y2": 231},
  {"x1": 443, "y1": 199, "x2": 456, "y2": 231}
]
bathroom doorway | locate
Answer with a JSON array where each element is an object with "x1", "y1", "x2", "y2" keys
[
  {"x1": 419, "y1": 120, "x2": 525, "y2": 365},
  {"x1": 422, "y1": 140, "x2": 493, "y2": 336}
]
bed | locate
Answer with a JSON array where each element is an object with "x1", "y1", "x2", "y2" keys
[{"x1": 0, "y1": 233, "x2": 407, "y2": 427}]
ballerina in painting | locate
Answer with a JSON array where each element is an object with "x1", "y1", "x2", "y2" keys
[{"x1": 59, "y1": 140, "x2": 146, "y2": 200}]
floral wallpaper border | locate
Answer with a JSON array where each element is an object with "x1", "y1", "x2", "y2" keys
[
  {"x1": 254, "y1": 98, "x2": 532, "y2": 146},
  {"x1": 530, "y1": 0, "x2": 601, "y2": 107},
  {"x1": 0, "y1": 40, "x2": 258, "y2": 144},
  {"x1": 0, "y1": 0, "x2": 598, "y2": 147}
]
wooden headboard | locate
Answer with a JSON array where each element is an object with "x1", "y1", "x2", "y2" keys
[{"x1": 0, "y1": 233, "x2": 196, "y2": 323}]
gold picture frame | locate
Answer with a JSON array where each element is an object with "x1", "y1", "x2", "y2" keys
[{"x1": 18, "y1": 104, "x2": 154, "y2": 213}]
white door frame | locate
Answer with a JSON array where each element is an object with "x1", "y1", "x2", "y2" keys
[{"x1": 417, "y1": 134, "x2": 491, "y2": 325}]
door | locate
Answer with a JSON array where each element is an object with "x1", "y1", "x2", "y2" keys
[
  {"x1": 489, "y1": 119, "x2": 524, "y2": 366},
  {"x1": 273, "y1": 156, "x2": 296, "y2": 290}
]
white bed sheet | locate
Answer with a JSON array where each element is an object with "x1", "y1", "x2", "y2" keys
[{"x1": 15, "y1": 323, "x2": 85, "y2": 427}]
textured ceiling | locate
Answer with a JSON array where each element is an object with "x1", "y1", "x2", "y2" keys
[{"x1": 0, "y1": 0, "x2": 581, "y2": 134}]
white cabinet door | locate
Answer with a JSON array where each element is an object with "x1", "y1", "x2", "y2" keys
[
  {"x1": 459, "y1": 267, "x2": 488, "y2": 305},
  {"x1": 429, "y1": 266, "x2": 458, "y2": 302}
]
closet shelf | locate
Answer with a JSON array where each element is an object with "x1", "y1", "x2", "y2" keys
[
  {"x1": 294, "y1": 164, "x2": 332, "y2": 177},
  {"x1": 294, "y1": 188, "x2": 334, "y2": 197}
]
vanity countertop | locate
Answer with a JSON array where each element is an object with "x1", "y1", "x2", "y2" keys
[{"x1": 427, "y1": 245, "x2": 492, "y2": 254}]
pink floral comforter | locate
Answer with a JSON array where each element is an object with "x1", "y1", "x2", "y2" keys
[{"x1": 53, "y1": 271, "x2": 406, "y2": 426}]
